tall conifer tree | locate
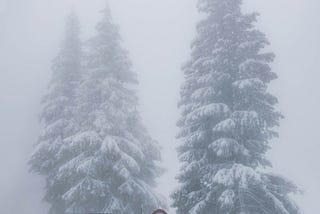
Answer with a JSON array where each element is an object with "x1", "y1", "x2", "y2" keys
[
  {"x1": 29, "y1": 13, "x2": 82, "y2": 214},
  {"x1": 59, "y1": 7, "x2": 165, "y2": 213},
  {"x1": 172, "y1": 0, "x2": 300, "y2": 213}
]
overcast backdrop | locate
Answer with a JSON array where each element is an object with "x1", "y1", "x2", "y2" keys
[{"x1": 0, "y1": 0, "x2": 319, "y2": 213}]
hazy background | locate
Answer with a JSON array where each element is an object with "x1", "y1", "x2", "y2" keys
[{"x1": 0, "y1": 0, "x2": 319, "y2": 213}]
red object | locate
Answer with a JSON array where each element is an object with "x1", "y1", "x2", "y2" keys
[{"x1": 152, "y1": 209, "x2": 167, "y2": 214}]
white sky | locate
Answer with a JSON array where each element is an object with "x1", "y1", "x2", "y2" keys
[{"x1": 0, "y1": 0, "x2": 319, "y2": 213}]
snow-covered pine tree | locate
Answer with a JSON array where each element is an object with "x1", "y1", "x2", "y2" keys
[
  {"x1": 29, "y1": 13, "x2": 82, "y2": 214},
  {"x1": 172, "y1": 0, "x2": 300, "y2": 213},
  {"x1": 59, "y1": 7, "x2": 165, "y2": 213}
]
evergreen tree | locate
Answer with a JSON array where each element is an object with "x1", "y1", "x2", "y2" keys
[
  {"x1": 172, "y1": 0, "x2": 300, "y2": 213},
  {"x1": 59, "y1": 7, "x2": 165, "y2": 213},
  {"x1": 29, "y1": 13, "x2": 82, "y2": 214}
]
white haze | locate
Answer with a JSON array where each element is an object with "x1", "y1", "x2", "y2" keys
[{"x1": 0, "y1": 0, "x2": 319, "y2": 213}]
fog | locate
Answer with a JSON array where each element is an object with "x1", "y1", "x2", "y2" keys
[{"x1": 0, "y1": 0, "x2": 319, "y2": 213}]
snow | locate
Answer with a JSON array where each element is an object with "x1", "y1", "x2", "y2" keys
[
  {"x1": 197, "y1": 72, "x2": 231, "y2": 85},
  {"x1": 191, "y1": 87, "x2": 216, "y2": 100},
  {"x1": 209, "y1": 138, "x2": 249, "y2": 158},
  {"x1": 218, "y1": 189, "x2": 235, "y2": 209},
  {"x1": 101, "y1": 135, "x2": 120, "y2": 154},
  {"x1": 42, "y1": 118, "x2": 67, "y2": 136},
  {"x1": 120, "y1": 138, "x2": 145, "y2": 161},
  {"x1": 62, "y1": 177, "x2": 106, "y2": 203},
  {"x1": 232, "y1": 111, "x2": 260, "y2": 133},
  {"x1": 185, "y1": 103, "x2": 230, "y2": 124},
  {"x1": 56, "y1": 154, "x2": 85, "y2": 180},
  {"x1": 69, "y1": 131, "x2": 101, "y2": 144},
  {"x1": 238, "y1": 41, "x2": 258, "y2": 49},
  {"x1": 213, "y1": 164, "x2": 262, "y2": 188},
  {"x1": 265, "y1": 191, "x2": 290, "y2": 214},
  {"x1": 183, "y1": 130, "x2": 207, "y2": 146},
  {"x1": 239, "y1": 59, "x2": 257, "y2": 72},
  {"x1": 196, "y1": 73, "x2": 216, "y2": 85},
  {"x1": 66, "y1": 131, "x2": 101, "y2": 153},
  {"x1": 189, "y1": 192, "x2": 211, "y2": 214},
  {"x1": 41, "y1": 96, "x2": 69, "y2": 119},
  {"x1": 103, "y1": 197, "x2": 123, "y2": 213},
  {"x1": 76, "y1": 157, "x2": 97, "y2": 175},
  {"x1": 232, "y1": 78, "x2": 264, "y2": 90},
  {"x1": 189, "y1": 200, "x2": 206, "y2": 214},
  {"x1": 212, "y1": 118, "x2": 236, "y2": 133},
  {"x1": 119, "y1": 152, "x2": 141, "y2": 173}
]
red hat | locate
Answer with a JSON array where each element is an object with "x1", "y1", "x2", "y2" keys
[{"x1": 152, "y1": 209, "x2": 167, "y2": 214}]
